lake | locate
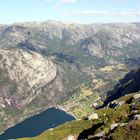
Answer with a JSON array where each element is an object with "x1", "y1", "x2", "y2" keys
[{"x1": 0, "y1": 107, "x2": 75, "y2": 140}]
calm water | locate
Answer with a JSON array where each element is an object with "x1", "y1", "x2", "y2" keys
[{"x1": 0, "y1": 107, "x2": 75, "y2": 140}]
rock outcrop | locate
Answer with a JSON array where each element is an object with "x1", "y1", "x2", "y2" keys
[
  {"x1": 0, "y1": 47, "x2": 57, "y2": 106},
  {"x1": 0, "y1": 48, "x2": 67, "y2": 132}
]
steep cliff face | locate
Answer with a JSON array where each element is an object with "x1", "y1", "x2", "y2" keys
[
  {"x1": 0, "y1": 48, "x2": 67, "y2": 132},
  {"x1": 0, "y1": 48, "x2": 57, "y2": 94},
  {"x1": 22, "y1": 22, "x2": 140, "y2": 62},
  {"x1": 104, "y1": 68, "x2": 140, "y2": 105},
  {"x1": 80, "y1": 26, "x2": 140, "y2": 60}
]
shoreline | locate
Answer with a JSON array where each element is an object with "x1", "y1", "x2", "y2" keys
[
  {"x1": 56, "y1": 105, "x2": 77, "y2": 120},
  {"x1": 0, "y1": 107, "x2": 76, "y2": 139}
]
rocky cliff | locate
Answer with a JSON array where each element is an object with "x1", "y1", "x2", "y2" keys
[
  {"x1": 104, "y1": 68, "x2": 140, "y2": 106},
  {"x1": 0, "y1": 21, "x2": 140, "y2": 133},
  {"x1": 0, "y1": 47, "x2": 67, "y2": 132},
  {"x1": 1, "y1": 22, "x2": 140, "y2": 62}
]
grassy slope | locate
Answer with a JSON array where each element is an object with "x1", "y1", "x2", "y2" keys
[
  {"x1": 18, "y1": 93, "x2": 140, "y2": 140},
  {"x1": 108, "y1": 120, "x2": 140, "y2": 140}
]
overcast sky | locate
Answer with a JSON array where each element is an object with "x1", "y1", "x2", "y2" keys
[{"x1": 0, "y1": 0, "x2": 140, "y2": 24}]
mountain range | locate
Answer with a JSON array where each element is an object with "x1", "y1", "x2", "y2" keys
[{"x1": 0, "y1": 21, "x2": 140, "y2": 134}]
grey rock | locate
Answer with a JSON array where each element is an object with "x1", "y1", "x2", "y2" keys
[
  {"x1": 94, "y1": 131, "x2": 105, "y2": 138},
  {"x1": 108, "y1": 101, "x2": 125, "y2": 108},
  {"x1": 132, "y1": 114, "x2": 140, "y2": 120},
  {"x1": 110, "y1": 123, "x2": 119, "y2": 130},
  {"x1": 88, "y1": 113, "x2": 98, "y2": 120},
  {"x1": 133, "y1": 94, "x2": 140, "y2": 99},
  {"x1": 110, "y1": 123, "x2": 127, "y2": 131}
]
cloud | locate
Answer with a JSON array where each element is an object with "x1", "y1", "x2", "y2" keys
[
  {"x1": 119, "y1": 11, "x2": 140, "y2": 17},
  {"x1": 34, "y1": 0, "x2": 52, "y2": 3},
  {"x1": 59, "y1": 0, "x2": 76, "y2": 3},
  {"x1": 62, "y1": 10, "x2": 140, "y2": 17},
  {"x1": 44, "y1": 0, "x2": 52, "y2": 1},
  {"x1": 34, "y1": 0, "x2": 76, "y2": 4},
  {"x1": 80, "y1": 10, "x2": 110, "y2": 16}
]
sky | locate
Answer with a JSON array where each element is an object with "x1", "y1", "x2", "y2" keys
[{"x1": 0, "y1": 0, "x2": 140, "y2": 24}]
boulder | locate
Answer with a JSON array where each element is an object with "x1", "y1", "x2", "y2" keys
[
  {"x1": 133, "y1": 94, "x2": 140, "y2": 99},
  {"x1": 132, "y1": 114, "x2": 140, "y2": 120},
  {"x1": 94, "y1": 131, "x2": 105, "y2": 138},
  {"x1": 110, "y1": 123, "x2": 119, "y2": 130},
  {"x1": 108, "y1": 101, "x2": 125, "y2": 108},
  {"x1": 88, "y1": 113, "x2": 98, "y2": 120},
  {"x1": 119, "y1": 123, "x2": 127, "y2": 127},
  {"x1": 63, "y1": 135, "x2": 78, "y2": 140},
  {"x1": 110, "y1": 123, "x2": 127, "y2": 131}
]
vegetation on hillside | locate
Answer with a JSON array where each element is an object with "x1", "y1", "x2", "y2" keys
[{"x1": 18, "y1": 93, "x2": 140, "y2": 140}]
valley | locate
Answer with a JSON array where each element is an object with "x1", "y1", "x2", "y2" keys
[{"x1": 0, "y1": 21, "x2": 140, "y2": 136}]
